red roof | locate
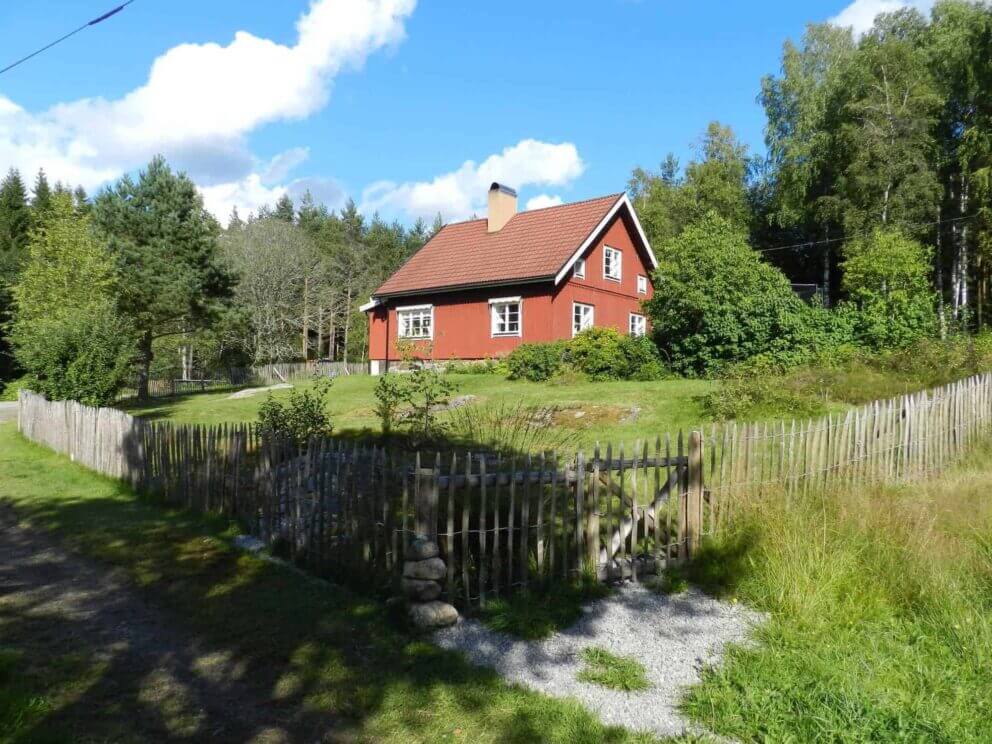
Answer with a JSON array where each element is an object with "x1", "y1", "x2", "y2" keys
[{"x1": 373, "y1": 193, "x2": 624, "y2": 297}]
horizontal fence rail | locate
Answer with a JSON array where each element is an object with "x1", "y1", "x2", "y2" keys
[
  {"x1": 17, "y1": 371, "x2": 992, "y2": 609},
  {"x1": 118, "y1": 361, "x2": 368, "y2": 401}
]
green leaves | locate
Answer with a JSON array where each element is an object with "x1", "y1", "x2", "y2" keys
[
  {"x1": 841, "y1": 228, "x2": 937, "y2": 348},
  {"x1": 645, "y1": 213, "x2": 849, "y2": 376}
]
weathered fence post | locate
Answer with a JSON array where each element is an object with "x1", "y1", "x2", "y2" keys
[{"x1": 686, "y1": 430, "x2": 704, "y2": 559}]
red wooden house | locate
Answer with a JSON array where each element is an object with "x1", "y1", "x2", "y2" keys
[{"x1": 362, "y1": 183, "x2": 657, "y2": 373}]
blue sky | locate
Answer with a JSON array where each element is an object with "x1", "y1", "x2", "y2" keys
[{"x1": 0, "y1": 0, "x2": 934, "y2": 225}]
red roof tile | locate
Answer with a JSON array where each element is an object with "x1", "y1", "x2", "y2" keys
[{"x1": 374, "y1": 193, "x2": 624, "y2": 297}]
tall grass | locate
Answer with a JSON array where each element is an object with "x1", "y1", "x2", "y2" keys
[{"x1": 682, "y1": 442, "x2": 992, "y2": 741}]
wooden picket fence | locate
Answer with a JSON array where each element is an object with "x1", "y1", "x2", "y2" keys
[
  {"x1": 17, "y1": 371, "x2": 992, "y2": 608},
  {"x1": 117, "y1": 361, "x2": 368, "y2": 401}
]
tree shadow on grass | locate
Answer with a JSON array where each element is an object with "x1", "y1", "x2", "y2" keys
[{"x1": 1, "y1": 486, "x2": 644, "y2": 744}]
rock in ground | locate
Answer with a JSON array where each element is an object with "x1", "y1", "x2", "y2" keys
[
  {"x1": 227, "y1": 383, "x2": 293, "y2": 400},
  {"x1": 409, "y1": 601, "x2": 459, "y2": 630}
]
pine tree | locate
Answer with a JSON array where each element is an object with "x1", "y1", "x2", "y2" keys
[
  {"x1": 431, "y1": 212, "x2": 445, "y2": 237},
  {"x1": 274, "y1": 194, "x2": 296, "y2": 223},
  {"x1": 228, "y1": 206, "x2": 244, "y2": 230},
  {"x1": 93, "y1": 157, "x2": 235, "y2": 399}
]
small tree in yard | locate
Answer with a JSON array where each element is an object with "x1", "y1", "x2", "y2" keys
[
  {"x1": 373, "y1": 366, "x2": 455, "y2": 443},
  {"x1": 257, "y1": 379, "x2": 334, "y2": 448},
  {"x1": 11, "y1": 193, "x2": 136, "y2": 405},
  {"x1": 373, "y1": 373, "x2": 405, "y2": 435}
]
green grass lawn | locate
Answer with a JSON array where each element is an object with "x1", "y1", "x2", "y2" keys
[
  {"x1": 121, "y1": 373, "x2": 716, "y2": 448},
  {"x1": 680, "y1": 442, "x2": 992, "y2": 742},
  {"x1": 0, "y1": 422, "x2": 661, "y2": 744}
]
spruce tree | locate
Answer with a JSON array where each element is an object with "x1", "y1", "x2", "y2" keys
[
  {"x1": 32, "y1": 168, "x2": 53, "y2": 219},
  {"x1": 0, "y1": 169, "x2": 30, "y2": 282}
]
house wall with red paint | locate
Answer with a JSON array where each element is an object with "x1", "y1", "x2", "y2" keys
[
  {"x1": 366, "y1": 203, "x2": 655, "y2": 368},
  {"x1": 551, "y1": 211, "x2": 653, "y2": 338}
]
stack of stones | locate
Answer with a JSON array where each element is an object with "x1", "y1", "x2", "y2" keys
[{"x1": 403, "y1": 537, "x2": 459, "y2": 630}]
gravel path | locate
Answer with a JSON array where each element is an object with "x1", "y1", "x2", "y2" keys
[
  {"x1": 0, "y1": 402, "x2": 16, "y2": 423},
  {"x1": 435, "y1": 584, "x2": 765, "y2": 738}
]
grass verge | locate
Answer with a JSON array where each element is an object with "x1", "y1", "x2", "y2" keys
[
  {"x1": 0, "y1": 422, "x2": 664, "y2": 743},
  {"x1": 577, "y1": 648, "x2": 651, "y2": 692},
  {"x1": 679, "y1": 442, "x2": 992, "y2": 742}
]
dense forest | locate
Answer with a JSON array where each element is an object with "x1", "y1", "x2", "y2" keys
[
  {"x1": 0, "y1": 1, "x2": 990, "y2": 400},
  {"x1": 631, "y1": 1, "x2": 991, "y2": 325}
]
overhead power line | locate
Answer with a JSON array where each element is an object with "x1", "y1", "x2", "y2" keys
[
  {"x1": 755, "y1": 213, "x2": 980, "y2": 255},
  {"x1": 0, "y1": 1, "x2": 137, "y2": 77}
]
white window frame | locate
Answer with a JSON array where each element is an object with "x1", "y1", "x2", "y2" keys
[
  {"x1": 629, "y1": 313, "x2": 647, "y2": 337},
  {"x1": 489, "y1": 296, "x2": 522, "y2": 338},
  {"x1": 396, "y1": 304, "x2": 434, "y2": 340},
  {"x1": 637, "y1": 275, "x2": 648, "y2": 295},
  {"x1": 603, "y1": 246, "x2": 622, "y2": 282},
  {"x1": 573, "y1": 258, "x2": 586, "y2": 279},
  {"x1": 572, "y1": 302, "x2": 595, "y2": 337}
]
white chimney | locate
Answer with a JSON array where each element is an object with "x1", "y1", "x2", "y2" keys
[{"x1": 487, "y1": 182, "x2": 517, "y2": 233}]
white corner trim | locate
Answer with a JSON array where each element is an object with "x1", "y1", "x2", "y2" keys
[
  {"x1": 359, "y1": 297, "x2": 382, "y2": 312},
  {"x1": 553, "y1": 193, "x2": 658, "y2": 286},
  {"x1": 488, "y1": 296, "x2": 523, "y2": 304}
]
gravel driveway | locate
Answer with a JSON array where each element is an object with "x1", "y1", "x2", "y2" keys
[{"x1": 435, "y1": 584, "x2": 765, "y2": 738}]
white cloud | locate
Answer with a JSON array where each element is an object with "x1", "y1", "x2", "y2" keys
[
  {"x1": 525, "y1": 194, "x2": 563, "y2": 211},
  {"x1": 263, "y1": 148, "x2": 312, "y2": 183},
  {"x1": 829, "y1": 0, "x2": 934, "y2": 36},
  {"x1": 360, "y1": 139, "x2": 585, "y2": 221},
  {"x1": 0, "y1": 0, "x2": 416, "y2": 217},
  {"x1": 200, "y1": 175, "x2": 288, "y2": 224}
]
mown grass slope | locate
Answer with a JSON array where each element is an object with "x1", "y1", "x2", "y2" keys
[{"x1": 122, "y1": 373, "x2": 715, "y2": 447}]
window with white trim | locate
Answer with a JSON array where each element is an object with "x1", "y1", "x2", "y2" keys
[
  {"x1": 397, "y1": 305, "x2": 433, "y2": 339},
  {"x1": 637, "y1": 275, "x2": 648, "y2": 295},
  {"x1": 490, "y1": 297, "x2": 522, "y2": 337},
  {"x1": 574, "y1": 258, "x2": 586, "y2": 279},
  {"x1": 603, "y1": 246, "x2": 622, "y2": 281},
  {"x1": 573, "y1": 302, "x2": 594, "y2": 336},
  {"x1": 629, "y1": 313, "x2": 647, "y2": 337}
]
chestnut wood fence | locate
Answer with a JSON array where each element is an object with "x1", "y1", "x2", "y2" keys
[{"x1": 17, "y1": 371, "x2": 992, "y2": 608}]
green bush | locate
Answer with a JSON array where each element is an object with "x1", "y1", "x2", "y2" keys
[
  {"x1": 644, "y1": 212, "x2": 853, "y2": 376},
  {"x1": 506, "y1": 341, "x2": 566, "y2": 382},
  {"x1": 566, "y1": 328, "x2": 627, "y2": 380},
  {"x1": 505, "y1": 331, "x2": 668, "y2": 383},
  {"x1": 257, "y1": 379, "x2": 333, "y2": 447},
  {"x1": 841, "y1": 229, "x2": 936, "y2": 350},
  {"x1": 14, "y1": 307, "x2": 136, "y2": 407},
  {"x1": 445, "y1": 358, "x2": 508, "y2": 375}
]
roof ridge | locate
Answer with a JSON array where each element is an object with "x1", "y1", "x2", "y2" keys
[
  {"x1": 518, "y1": 192, "x2": 624, "y2": 216},
  {"x1": 433, "y1": 192, "x2": 624, "y2": 229}
]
